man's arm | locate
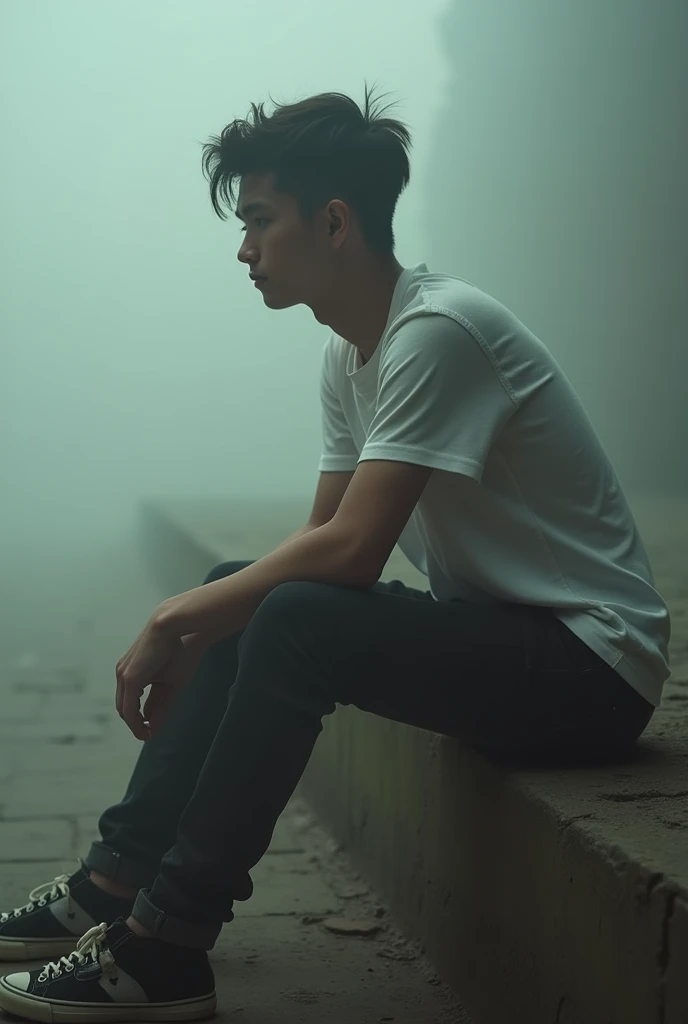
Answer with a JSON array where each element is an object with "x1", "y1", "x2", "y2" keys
[
  {"x1": 159, "y1": 520, "x2": 371, "y2": 648},
  {"x1": 272, "y1": 469, "x2": 357, "y2": 549},
  {"x1": 274, "y1": 524, "x2": 318, "y2": 551},
  {"x1": 156, "y1": 459, "x2": 432, "y2": 646},
  {"x1": 180, "y1": 472, "x2": 356, "y2": 650}
]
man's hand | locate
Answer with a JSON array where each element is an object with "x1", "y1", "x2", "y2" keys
[{"x1": 115, "y1": 615, "x2": 207, "y2": 740}]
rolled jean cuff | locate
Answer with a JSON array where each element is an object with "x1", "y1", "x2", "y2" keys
[
  {"x1": 131, "y1": 888, "x2": 222, "y2": 951},
  {"x1": 83, "y1": 842, "x2": 157, "y2": 889}
]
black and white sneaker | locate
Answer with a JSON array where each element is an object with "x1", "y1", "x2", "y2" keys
[
  {"x1": 0, "y1": 917, "x2": 217, "y2": 1023},
  {"x1": 0, "y1": 862, "x2": 135, "y2": 962}
]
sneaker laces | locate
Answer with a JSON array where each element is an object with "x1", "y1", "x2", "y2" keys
[
  {"x1": 0, "y1": 870, "x2": 76, "y2": 923},
  {"x1": 38, "y1": 921, "x2": 116, "y2": 982}
]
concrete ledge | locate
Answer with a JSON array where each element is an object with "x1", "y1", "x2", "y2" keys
[{"x1": 138, "y1": 495, "x2": 688, "y2": 1024}]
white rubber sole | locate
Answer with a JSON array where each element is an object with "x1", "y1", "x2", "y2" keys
[
  {"x1": 0, "y1": 934, "x2": 81, "y2": 962},
  {"x1": 0, "y1": 976, "x2": 217, "y2": 1023}
]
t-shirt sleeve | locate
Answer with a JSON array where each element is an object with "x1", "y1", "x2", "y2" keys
[
  {"x1": 317, "y1": 338, "x2": 360, "y2": 472},
  {"x1": 358, "y1": 313, "x2": 517, "y2": 483}
]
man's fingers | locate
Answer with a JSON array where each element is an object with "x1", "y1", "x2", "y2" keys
[
  {"x1": 122, "y1": 678, "x2": 148, "y2": 740},
  {"x1": 143, "y1": 686, "x2": 166, "y2": 737},
  {"x1": 114, "y1": 636, "x2": 141, "y2": 718},
  {"x1": 115, "y1": 655, "x2": 132, "y2": 719}
]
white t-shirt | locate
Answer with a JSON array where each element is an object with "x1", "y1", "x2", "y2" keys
[{"x1": 318, "y1": 262, "x2": 671, "y2": 708}]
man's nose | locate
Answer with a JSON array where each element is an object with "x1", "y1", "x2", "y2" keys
[{"x1": 238, "y1": 245, "x2": 255, "y2": 265}]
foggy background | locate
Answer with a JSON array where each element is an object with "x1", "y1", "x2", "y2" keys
[{"x1": 1, "y1": 0, "x2": 686, "y2": 673}]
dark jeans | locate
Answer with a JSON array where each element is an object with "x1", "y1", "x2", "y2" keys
[{"x1": 83, "y1": 560, "x2": 655, "y2": 950}]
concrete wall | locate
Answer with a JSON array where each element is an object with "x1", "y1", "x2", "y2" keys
[{"x1": 299, "y1": 709, "x2": 684, "y2": 1024}]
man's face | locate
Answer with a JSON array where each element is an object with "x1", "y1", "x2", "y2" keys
[{"x1": 235, "y1": 171, "x2": 334, "y2": 310}]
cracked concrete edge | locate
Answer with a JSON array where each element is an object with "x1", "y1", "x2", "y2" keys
[{"x1": 538, "y1": 796, "x2": 688, "y2": 1024}]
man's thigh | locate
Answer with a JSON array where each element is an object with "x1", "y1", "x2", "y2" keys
[{"x1": 257, "y1": 576, "x2": 537, "y2": 744}]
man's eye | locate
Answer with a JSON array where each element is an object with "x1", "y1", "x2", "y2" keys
[{"x1": 240, "y1": 218, "x2": 269, "y2": 233}]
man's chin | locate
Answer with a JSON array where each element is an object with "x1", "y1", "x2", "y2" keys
[{"x1": 259, "y1": 288, "x2": 298, "y2": 310}]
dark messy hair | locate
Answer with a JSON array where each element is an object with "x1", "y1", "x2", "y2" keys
[{"x1": 201, "y1": 80, "x2": 412, "y2": 255}]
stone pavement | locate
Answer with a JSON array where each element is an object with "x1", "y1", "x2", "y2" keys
[{"x1": 0, "y1": 540, "x2": 470, "y2": 1023}]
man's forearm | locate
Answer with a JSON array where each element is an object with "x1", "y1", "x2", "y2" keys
[
  {"x1": 274, "y1": 523, "x2": 318, "y2": 550},
  {"x1": 159, "y1": 521, "x2": 373, "y2": 647},
  {"x1": 181, "y1": 524, "x2": 319, "y2": 651}
]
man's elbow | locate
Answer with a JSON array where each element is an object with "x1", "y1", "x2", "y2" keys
[{"x1": 324, "y1": 523, "x2": 382, "y2": 589}]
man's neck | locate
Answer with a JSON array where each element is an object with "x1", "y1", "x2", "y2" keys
[{"x1": 322, "y1": 257, "x2": 405, "y2": 365}]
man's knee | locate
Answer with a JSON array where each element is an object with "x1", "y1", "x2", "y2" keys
[
  {"x1": 244, "y1": 581, "x2": 341, "y2": 638},
  {"x1": 203, "y1": 559, "x2": 255, "y2": 586}
]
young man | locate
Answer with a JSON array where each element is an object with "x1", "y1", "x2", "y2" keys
[{"x1": 0, "y1": 83, "x2": 670, "y2": 1021}]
